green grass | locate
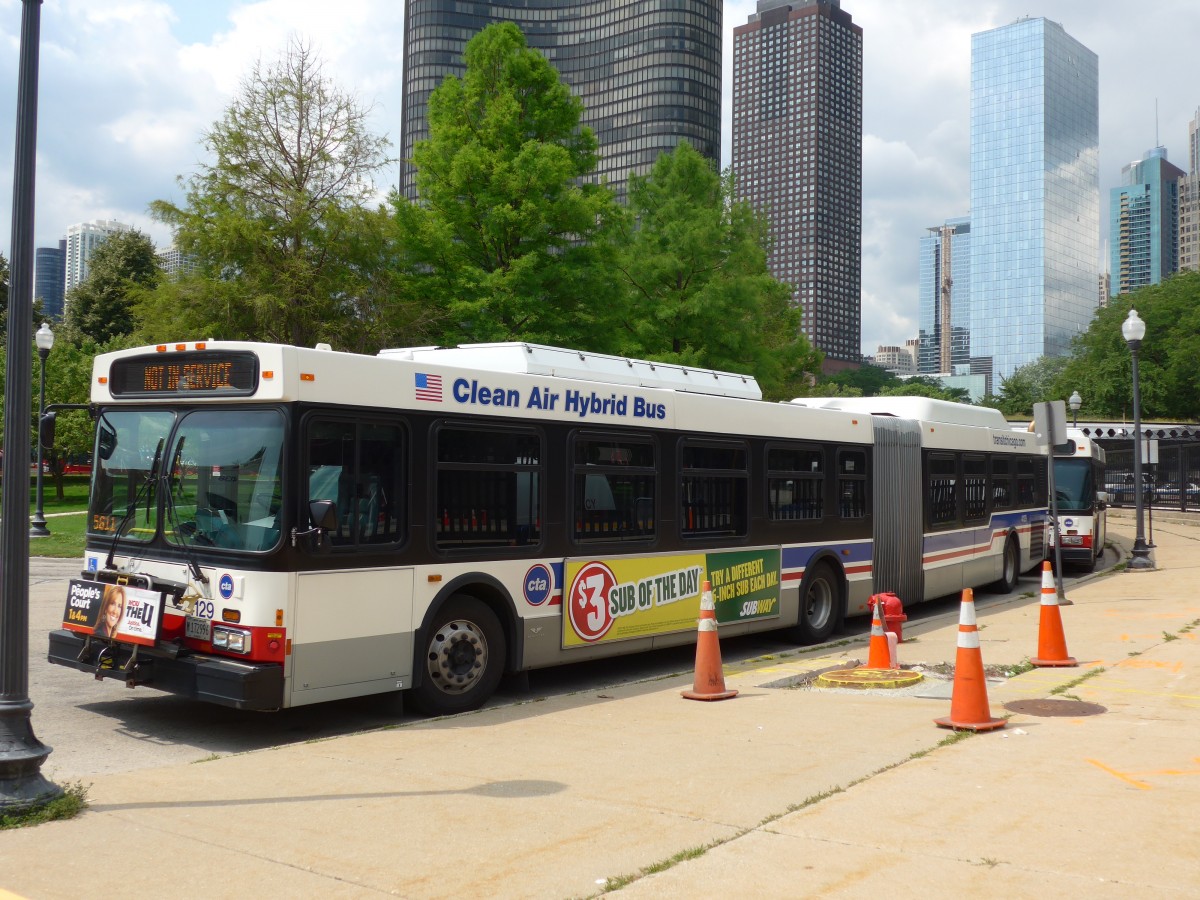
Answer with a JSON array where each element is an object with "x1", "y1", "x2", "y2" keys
[
  {"x1": 14, "y1": 475, "x2": 90, "y2": 558},
  {"x1": 29, "y1": 510, "x2": 88, "y2": 557},
  {"x1": 0, "y1": 782, "x2": 89, "y2": 829}
]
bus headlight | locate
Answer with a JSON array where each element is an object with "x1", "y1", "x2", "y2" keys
[{"x1": 212, "y1": 626, "x2": 252, "y2": 654}]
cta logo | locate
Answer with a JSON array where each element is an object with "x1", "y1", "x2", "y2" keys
[
  {"x1": 1063, "y1": 518, "x2": 1075, "y2": 528},
  {"x1": 523, "y1": 564, "x2": 553, "y2": 606},
  {"x1": 218, "y1": 573, "x2": 235, "y2": 600}
]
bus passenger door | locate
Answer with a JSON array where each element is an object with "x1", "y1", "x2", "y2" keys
[{"x1": 290, "y1": 568, "x2": 414, "y2": 706}]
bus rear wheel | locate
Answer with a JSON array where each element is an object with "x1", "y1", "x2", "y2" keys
[
  {"x1": 411, "y1": 596, "x2": 506, "y2": 716},
  {"x1": 790, "y1": 562, "x2": 841, "y2": 644}
]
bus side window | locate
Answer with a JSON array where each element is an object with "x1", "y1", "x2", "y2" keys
[
  {"x1": 571, "y1": 435, "x2": 656, "y2": 542},
  {"x1": 306, "y1": 418, "x2": 406, "y2": 548}
]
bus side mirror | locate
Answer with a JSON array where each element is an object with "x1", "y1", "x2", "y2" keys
[
  {"x1": 291, "y1": 499, "x2": 338, "y2": 552},
  {"x1": 309, "y1": 499, "x2": 338, "y2": 531},
  {"x1": 39, "y1": 411, "x2": 57, "y2": 448},
  {"x1": 1096, "y1": 491, "x2": 1109, "y2": 505}
]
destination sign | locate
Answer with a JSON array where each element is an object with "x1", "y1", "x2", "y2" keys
[{"x1": 109, "y1": 351, "x2": 259, "y2": 397}]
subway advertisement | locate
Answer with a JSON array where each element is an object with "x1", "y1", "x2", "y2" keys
[{"x1": 562, "y1": 547, "x2": 781, "y2": 648}]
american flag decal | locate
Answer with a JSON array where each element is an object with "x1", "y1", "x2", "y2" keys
[{"x1": 415, "y1": 372, "x2": 443, "y2": 402}]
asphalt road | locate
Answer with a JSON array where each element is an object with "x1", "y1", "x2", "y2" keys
[{"x1": 24, "y1": 554, "x2": 1077, "y2": 784}]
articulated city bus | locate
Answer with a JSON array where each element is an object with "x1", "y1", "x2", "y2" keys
[
  {"x1": 48, "y1": 341, "x2": 1047, "y2": 715},
  {"x1": 1050, "y1": 429, "x2": 1108, "y2": 572}
]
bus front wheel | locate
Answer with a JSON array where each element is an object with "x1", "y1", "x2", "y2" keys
[
  {"x1": 990, "y1": 536, "x2": 1020, "y2": 593},
  {"x1": 790, "y1": 562, "x2": 841, "y2": 644},
  {"x1": 411, "y1": 596, "x2": 506, "y2": 716}
]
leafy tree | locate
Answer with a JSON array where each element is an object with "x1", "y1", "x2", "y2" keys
[
  {"x1": 821, "y1": 363, "x2": 900, "y2": 396},
  {"x1": 148, "y1": 38, "x2": 396, "y2": 349},
  {"x1": 63, "y1": 230, "x2": 159, "y2": 344},
  {"x1": 991, "y1": 355, "x2": 1070, "y2": 418},
  {"x1": 612, "y1": 141, "x2": 820, "y2": 399},
  {"x1": 1059, "y1": 272, "x2": 1200, "y2": 420},
  {"x1": 878, "y1": 376, "x2": 971, "y2": 403},
  {"x1": 0, "y1": 252, "x2": 8, "y2": 342},
  {"x1": 40, "y1": 338, "x2": 104, "y2": 499},
  {"x1": 394, "y1": 22, "x2": 623, "y2": 347}
]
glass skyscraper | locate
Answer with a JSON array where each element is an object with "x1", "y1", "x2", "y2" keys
[
  {"x1": 969, "y1": 17, "x2": 1099, "y2": 382},
  {"x1": 33, "y1": 241, "x2": 65, "y2": 321},
  {"x1": 400, "y1": 1, "x2": 723, "y2": 201},
  {"x1": 1110, "y1": 148, "x2": 1185, "y2": 296},
  {"x1": 917, "y1": 217, "x2": 971, "y2": 375},
  {"x1": 732, "y1": 0, "x2": 863, "y2": 370}
]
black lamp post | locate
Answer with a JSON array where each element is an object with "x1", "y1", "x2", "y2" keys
[
  {"x1": 1068, "y1": 390, "x2": 1081, "y2": 430},
  {"x1": 1, "y1": 0, "x2": 62, "y2": 815},
  {"x1": 29, "y1": 321, "x2": 53, "y2": 538},
  {"x1": 1122, "y1": 309, "x2": 1154, "y2": 570}
]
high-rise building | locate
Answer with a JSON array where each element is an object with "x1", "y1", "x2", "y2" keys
[
  {"x1": 1110, "y1": 147, "x2": 1184, "y2": 295},
  {"x1": 874, "y1": 344, "x2": 916, "y2": 376},
  {"x1": 399, "y1": 1, "x2": 722, "y2": 201},
  {"x1": 917, "y1": 216, "x2": 971, "y2": 375},
  {"x1": 33, "y1": 239, "x2": 65, "y2": 320},
  {"x1": 1179, "y1": 108, "x2": 1200, "y2": 272},
  {"x1": 64, "y1": 219, "x2": 130, "y2": 294},
  {"x1": 157, "y1": 245, "x2": 199, "y2": 280},
  {"x1": 732, "y1": 0, "x2": 863, "y2": 371},
  {"x1": 969, "y1": 17, "x2": 1099, "y2": 381}
]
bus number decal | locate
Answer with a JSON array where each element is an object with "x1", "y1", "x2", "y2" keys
[
  {"x1": 567, "y1": 562, "x2": 616, "y2": 642},
  {"x1": 195, "y1": 600, "x2": 215, "y2": 620}
]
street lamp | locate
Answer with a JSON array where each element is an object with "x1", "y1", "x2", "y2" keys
[
  {"x1": 29, "y1": 322, "x2": 54, "y2": 538},
  {"x1": 1121, "y1": 309, "x2": 1154, "y2": 570},
  {"x1": 1068, "y1": 390, "x2": 1081, "y2": 429}
]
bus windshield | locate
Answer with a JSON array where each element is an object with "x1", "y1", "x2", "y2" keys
[
  {"x1": 1052, "y1": 457, "x2": 1094, "y2": 512},
  {"x1": 89, "y1": 408, "x2": 285, "y2": 552}
]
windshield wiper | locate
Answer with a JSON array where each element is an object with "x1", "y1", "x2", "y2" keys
[
  {"x1": 104, "y1": 437, "x2": 164, "y2": 571},
  {"x1": 161, "y1": 436, "x2": 207, "y2": 584}
]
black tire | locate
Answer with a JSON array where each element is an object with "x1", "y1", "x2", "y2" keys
[
  {"x1": 989, "y1": 536, "x2": 1020, "y2": 593},
  {"x1": 790, "y1": 562, "x2": 841, "y2": 644},
  {"x1": 410, "y1": 596, "x2": 506, "y2": 716}
]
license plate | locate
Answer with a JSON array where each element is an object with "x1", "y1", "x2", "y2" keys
[{"x1": 185, "y1": 615, "x2": 213, "y2": 641}]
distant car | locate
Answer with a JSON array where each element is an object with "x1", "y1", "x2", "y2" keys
[
  {"x1": 1153, "y1": 482, "x2": 1200, "y2": 503},
  {"x1": 1105, "y1": 473, "x2": 1155, "y2": 506}
]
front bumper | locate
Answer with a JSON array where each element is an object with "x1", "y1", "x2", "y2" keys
[{"x1": 48, "y1": 629, "x2": 284, "y2": 710}]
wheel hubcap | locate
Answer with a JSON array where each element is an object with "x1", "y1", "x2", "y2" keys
[
  {"x1": 426, "y1": 620, "x2": 488, "y2": 696},
  {"x1": 806, "y1": 580, "x2": 832, "y2": 629}
]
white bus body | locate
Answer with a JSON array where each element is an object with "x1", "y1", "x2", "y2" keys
[{"x1": 48, "y1": 341, "x2": 1047, "y2": 714}]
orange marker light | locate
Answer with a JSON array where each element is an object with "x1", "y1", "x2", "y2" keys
[
  {"x1": 155, "y1": 345, "x2": 167, "y2": 352},
  {"x1": 300, "y1": 373, "x2": 315, "y2": 382},
  {"x1": 98, "y1": 376, "x2": 108, "y2": 385},
  {"x1": 175, "y1": 344, "x2": 187, "y2": 351},
  {"x1": 262, "y1": 370, "x2": 274, "y2": 379}
]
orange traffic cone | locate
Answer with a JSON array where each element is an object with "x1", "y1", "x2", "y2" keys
[
  {"x1": 1031, "y1": 560, "x2": 1077, "y2": 667},
  {"x1": 934, "y1": 589, "x2": 1006, "y2": 732},
  {"x1": 863, "y1": 596, "x2": 893, "y2": 669},
  {"x1": 681, "y1": 580, "x2": 738, "y2": 701}
]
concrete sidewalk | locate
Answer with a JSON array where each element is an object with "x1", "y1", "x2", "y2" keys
[{"x1": 3, "y1": 521, "x2": 1199, "y2": 898}]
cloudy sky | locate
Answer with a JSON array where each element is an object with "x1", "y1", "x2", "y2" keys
[{"x1": 1, "y1": 0, "x2": 1198, "y2": 354}]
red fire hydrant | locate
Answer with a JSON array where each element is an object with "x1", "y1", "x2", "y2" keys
[{"x1": 873, "y1": 592, "x2": 907, "y2": 642}]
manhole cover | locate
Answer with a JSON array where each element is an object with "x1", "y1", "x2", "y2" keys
[
  {"x1": 1004, "y1": 699, "x2": 1106, "y2": 717},
  {"x1": 815, "y1": 668, "x2": 925, "y2": 690}
]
